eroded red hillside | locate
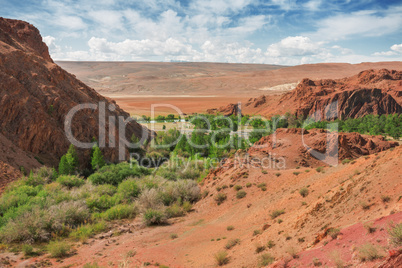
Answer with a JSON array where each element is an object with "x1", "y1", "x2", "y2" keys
[
  {"x1": 0, "y1": 17, "x2": 150, "y2": 170},
  {"x1": 212, "y1": 69, "x2": 402, "y2": 119},
  {"x1": 246, "y1": 128, "x2": 398, "y2": 169}
]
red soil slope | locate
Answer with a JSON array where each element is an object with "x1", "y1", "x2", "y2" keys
[{"x1": 7, "y1": 140, "x2": 400, "y2": 268}]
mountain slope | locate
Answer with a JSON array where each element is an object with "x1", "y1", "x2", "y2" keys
[{"x1": 0, "y1": 17, "x2": 149, "y2": 169}]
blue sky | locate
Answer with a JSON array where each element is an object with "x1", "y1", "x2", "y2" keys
[{"x1": 1, "y1": 0, "x2": 402, "y2": 64}]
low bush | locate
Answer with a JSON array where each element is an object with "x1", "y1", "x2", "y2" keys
[
  {"x1": 259, "y1": 253, "x2": 275, "y2": 266},
  {"x1": 299, "y1": 187, "x2": 309, "y2": 197},
  {"x1": 270, "y1": 209, "x2": 285, "y2": 219},
  {"x1": 388, "y1": 222, "x2": 402, "y2": 246},
  {"x1": 214, "y1": 193, "x2": 227, "y2": 205},
  {"x1": 56, "y1": 175, "x2": 85, "y2": 188},
  {"x1": 226, "y1": 225, "x2": 234, "y2": 231},
  {"x1": 101, "y1": 204, "x2": 137, "y2": 221},
  {"x1": 225, "y1": 239, "x2": 240, "y2": 249},
  {"x1": 47, "y1": 240, "x2": 71, "y2": 258},
  {"x1": 234, "y1": 185, "x2": 242, "y2": 191},
  {"x1": 69, "y1": 221, "x2": 107, "y2": 241},
  {"x1": 236, "y1": 190, "x2": 247, "y2": 199},
  {"x1": 143, "y1": 208, "x2": 167, "y2": 226},
  {"x1": 170, "y1": 233, "x2": 178, "y2": 239},
  {"x1": 255, "y1": 243, "x2": 266, "y2": 253},
  {"x1": 214, "y1": 251, "x2": 229, "y2": 266},
  {"x1": 357, "y1": 243, "x2": 384, "y2": 262},
  {"x1": 22, "y1": 244, "x2": 35, "y2": 256},
  {"x1": 165, "y1": 204, "x2": 185, "y2": 218},
  {"x1": 381, "y1": 195, "x2": 391, "y2": 203},
  {"x1": 117, "y1": 179, "x2": 140, "y2": 199},
  {"x1": 328, "y1": 228, "x2": 341, "y2": 239},
  {"x1": 267, "y1": 240, "x2": 275, "y2": 249}
]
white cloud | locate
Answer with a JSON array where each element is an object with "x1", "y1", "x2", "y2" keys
[
  {"x1": 266, "y1": 36, "x2": 321, "y2": 57},
  {"x1": 391, "y1": 43, "x2": 402, "y2": 53},
  {"x1": 309, "y1": 9, "x2": 402, "y2": 41},
  {"x1": 373, "y1": 43, "x2": 402, "y2": 56}
]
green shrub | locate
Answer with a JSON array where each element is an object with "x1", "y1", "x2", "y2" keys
[
  {"x1": 299, "y1": 187, "x2": 309, "y2": 197},
  {"x1": 214, "y1": 251, "x2": 229, "y2": 266},
  {"x1": 255, "y1": 243, "x2": 266, "y2": 253},
  {"x1": 56, "y1": 175, "x2": 85, "y2": 188},
  {"x1": 357, "y1": 243, "x2": 384, "y2": 261},
  {"x1": 117, "y1": 179, "x2": 140, "y2": 199},
  {"x1": 267, "y1": 240, "x2": 275, "y2": 249},
  {"x1": 225, "y1": 239, "x2": 240, "y2": 249},
  {"x1": 259, "y1": 253, "x2": 275, "y2": 266},
  {"x1": 22, "y1": 244, "x2": 35, "y2": 256},
  {"x1": 226, "y1": 225, "x2": 234, "y2": 231},
  {"x1": 342, "y1": 159, "x2": 351, "y2": 164},
  {"x1": 328, "y1": 228, "x2": 341, "y2": 239},
  {"x1": 236, "y1": 190, "x2": 247, "y2": 199},
  {"x1": 234, "y1": 185, "x2": 242, "y2": 191},
  {"x1": 143, "y1": 209, "x2": 167, "y2": 226},
  {"x1": 86, "y1": 194, "x2": 121, "y2": 212},
  {"x1": 166, "y1": 204, "x2": 185, "y2": 218},
  {"x1": 313, "y1": 257, "x2": 322, "y2": 267},
  {"x1": 170, "y1": 233, "x2": 178, "y2": 239},
  {"x1": 83, "y1": 263, "x2": 103, "y2": 268},
  {"x1": 253, "y1": 229, "x2": 261, "y2": 236},
  {"x1": 388, "y1": 223, "x2": 402, "y2": 246},
  {"x1": 274, "y1": 173, "x2": 281, "y2": 177},
  {"x1": 47, "y1": 240, "x2": 71, "y2": 258},
  {"x1": 246, "y1": 183, "x2": 252, "y2": 188},
  {"x1": 95, "y1": 184, "x2": 117, "y2": 196},
  {"x1": 261, "y1": 170, "x2": 268, "y2": 174},
  {"x1": 214, "y1": 193, "x2": 227, "y2": 205},
  {"x1": 88, "y1": 163, "x2": 151, "y2": 186},
  {"x1": 70, "y1": 222, "x2": 107, "y2": 241},
  {"x1": 316, "y1": 167, "x2": 324, "y2": 173},
  {"x1": 270, "y1": 209, "x2": 285, "y2": 219},
  {"x1": 101, "y1": 204, "x2": 137, "y2": 221},
  {"x1": 381, "y1": 195, "x2": 391, "y2": 203}
]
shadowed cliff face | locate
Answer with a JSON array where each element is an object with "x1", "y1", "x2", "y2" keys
[
  {"x1": 236, "y1": 68, "x2": 402, "y2": 118},
  {"x1": 0, "y1": 17, "x2": 150, "y2": 168},
  {"x1": 281, "y1": 69, "x2": 402, "y2": 120}
]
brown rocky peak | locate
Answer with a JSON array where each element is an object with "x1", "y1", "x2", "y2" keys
[{"x1": 0, "y1": 17, "x2": 52, "y2": 62}]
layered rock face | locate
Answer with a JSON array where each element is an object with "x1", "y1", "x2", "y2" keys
[
  {"x1": 0, "y1": 17, "x2": 149, "y2": 169},
  {"x1": 237, "y1": 69, "x2": 402, "y2": 119}
]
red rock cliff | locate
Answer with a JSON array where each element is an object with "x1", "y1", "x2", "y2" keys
[{"x1": 0, "y1": 17, "x2": 150, "y2": 168}]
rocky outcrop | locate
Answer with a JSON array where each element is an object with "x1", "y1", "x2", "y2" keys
[
  {"x1": 279, "y1": 69, "x2": 402, "y2": 120},
  {"x1": 207, "y1": 103, "x2": 240, "y2": 116},
  {"x1": 230, "y1": 69, "x2": 402, "y2": 119},
  {"x1": 0, "y1": 17, "x2": 151, "y2": 169},
  {"x1": 248, "y1": 128, "x2": 398, "y2": 168}
]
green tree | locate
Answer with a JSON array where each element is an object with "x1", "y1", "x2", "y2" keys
[
  {"x1": 91, "y1": 145, "x2": 105, "y2": 170},
  {"x1": 58, "y1": 155, "x2": 72, "y2": 175},
  {"x1": 66, "y1": 144, "x2": 78, "y2": 172}
]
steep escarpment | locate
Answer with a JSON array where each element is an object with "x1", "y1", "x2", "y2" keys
[
  {"x1": 220, "y1": 69, "x2": 402, "y2": 119},
  {"x1": 0, "y1": 17, "x2": 150, "y2": 169}
]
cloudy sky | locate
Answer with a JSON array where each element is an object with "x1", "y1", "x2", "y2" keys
[{"x1": 1, "y1": 0, "x2": 402, "y2": 64}]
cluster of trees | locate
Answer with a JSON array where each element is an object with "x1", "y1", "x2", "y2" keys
[
  {"x1": 304, "y1": 114, "x2": 402, "y2": 138},
  {"x1": 58, "y1": 144, "x2": 106, "y2": 176}
]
